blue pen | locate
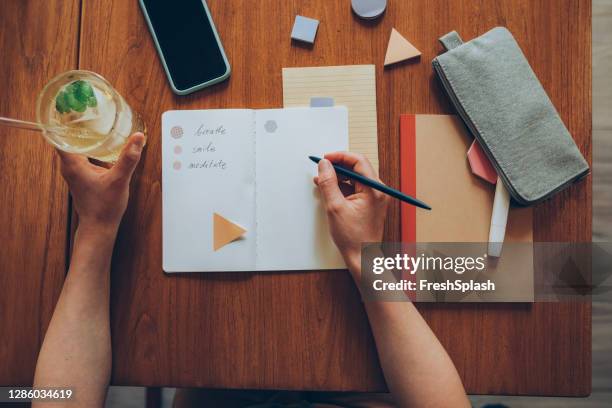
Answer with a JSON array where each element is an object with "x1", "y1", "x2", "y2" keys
[{"x1": 309, "y1": 156, "x2": 431, "y2": 210}]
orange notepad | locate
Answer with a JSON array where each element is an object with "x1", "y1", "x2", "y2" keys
[{"x1": 399, "y1": 114, "x2": 534, "y2": 302}]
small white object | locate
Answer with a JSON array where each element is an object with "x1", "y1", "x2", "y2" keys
[
  {"x1": 291, "y1": 15, "x2": 319, "y2": 44},
  {"x1": 487, "y1": 177, "x2": 511, "y2": 257},
  {"x1": 351, "y1": 0, "x2": 387, "y2": 20}
]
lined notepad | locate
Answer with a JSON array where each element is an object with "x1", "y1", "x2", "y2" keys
[{"x1": 282, "y1": 65, "x2": 379, "y2": 171}]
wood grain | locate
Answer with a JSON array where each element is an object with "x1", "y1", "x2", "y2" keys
[
  {"x1": 75, "y1": 0, "x2": 591, "y2": 395},
  {"x1": 0, "y1": 0, "x2": 79, "y2": 385}
]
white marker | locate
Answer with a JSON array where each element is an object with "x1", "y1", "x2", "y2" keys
[{"x1": 488, "y1": 177, "x2": 511, "y2": 257}]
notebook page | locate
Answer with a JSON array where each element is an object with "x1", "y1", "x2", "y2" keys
[
  {"x1": 282, "y1": 65, "x2": 379, "y2": 172},
  {"x1": 254, "y1": 107, "x2": 348, "y2": 271},
  {"x1": 162, "y1": 110, "x2": 256, "y2": 272}
]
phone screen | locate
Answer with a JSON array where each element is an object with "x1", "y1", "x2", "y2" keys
[{"x1": 142, "y1": 0, "x2": 229, "y2": 92}]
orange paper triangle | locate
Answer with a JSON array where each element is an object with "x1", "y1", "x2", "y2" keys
[
  {"x1": 213, "y1": 213, "x2": 246, "y2": 251},
  {"x1": 384, "y1": 28, "x2": 421, "y2": 66}
]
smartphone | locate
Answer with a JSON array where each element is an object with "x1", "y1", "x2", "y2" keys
[{"x1": 139, "y1": 0, "x2": 231, "y2": 95}]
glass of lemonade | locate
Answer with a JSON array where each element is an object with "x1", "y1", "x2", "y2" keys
[{"x1": 36, "y1": 70, "x2": 146, "y2": 162}]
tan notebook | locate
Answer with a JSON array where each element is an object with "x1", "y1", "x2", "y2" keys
[
  {"x1": 400, "y1": 114, "x2": 534, "y2": 302},
  {"x1": 282, "y1": 65, "x2": 379, "y2": 171}
]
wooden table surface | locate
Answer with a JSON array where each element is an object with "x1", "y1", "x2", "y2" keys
[{"x1": 0, "y1": 0, "x2": 592, "y2": 396}]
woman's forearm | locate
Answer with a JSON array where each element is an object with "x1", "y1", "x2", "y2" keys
[
  {"x1": 351, "y1": 260, "x2": 469, "y2": 408},
  {"x1": 33, "y1": 222, "x2": 117, "y2": 408}
]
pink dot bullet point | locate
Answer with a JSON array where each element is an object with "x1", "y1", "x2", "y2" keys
[
  {"x1": 173, "y1": 161, "x2": 182, "y2": 170},
  {"x1": 174, "y1": 145, "x2": 183, "y2": 154}
]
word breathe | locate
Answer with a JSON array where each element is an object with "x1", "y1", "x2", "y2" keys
[
  {"x1": 372, "y1": 253, "x2": 487, "y2": 275},
  {"x1": 194, "y1": 124, "x2": 227, "y2": 137}
]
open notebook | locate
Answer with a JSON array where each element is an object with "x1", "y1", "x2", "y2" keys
[{"x1": 162, "y1": 107, "x2": 348, "y2": 272}]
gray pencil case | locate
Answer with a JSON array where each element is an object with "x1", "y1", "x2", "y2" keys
[{"x1": 432, "y1": 27, "x2": 589, "y2": 205}]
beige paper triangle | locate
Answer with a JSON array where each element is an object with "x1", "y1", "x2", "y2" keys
[
  {"x1": 213, "y1": 213, "x2": 247, "y2": 251},
  {"x1": 384, "y1": 28, "x2": 421, "y2": 66}
]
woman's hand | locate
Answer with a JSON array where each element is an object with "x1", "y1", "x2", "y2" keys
[
  {"x1": 314, "y1": 152, "x2": 389, "y2": 276},
  {"x1": 58, "y1": 133, "x2": 145, "y2": 234}
]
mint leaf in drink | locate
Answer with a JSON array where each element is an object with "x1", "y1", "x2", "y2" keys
[
  {"x1": 66, "y1": 81, "x2": 79, "y2": 95},
  {"x1": 66, "y1": 92, "x2": 86, "y2": 112},
  {"x1": 74, "y1": 80, "x2": 95, "y2": 104},
  {"x1": 55, "y1": 91, "x2": 70, "y2": 114},
  {"x1": 55, "y1": 80, "x2": 97, "y2": 114},
  {"x1": 79, "y1": 80, "x2": 94, "y2": 97}
]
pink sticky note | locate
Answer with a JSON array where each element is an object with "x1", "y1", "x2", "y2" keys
[{"x1": 467, "y1": 140, "x2": 497, "y2": 184}]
